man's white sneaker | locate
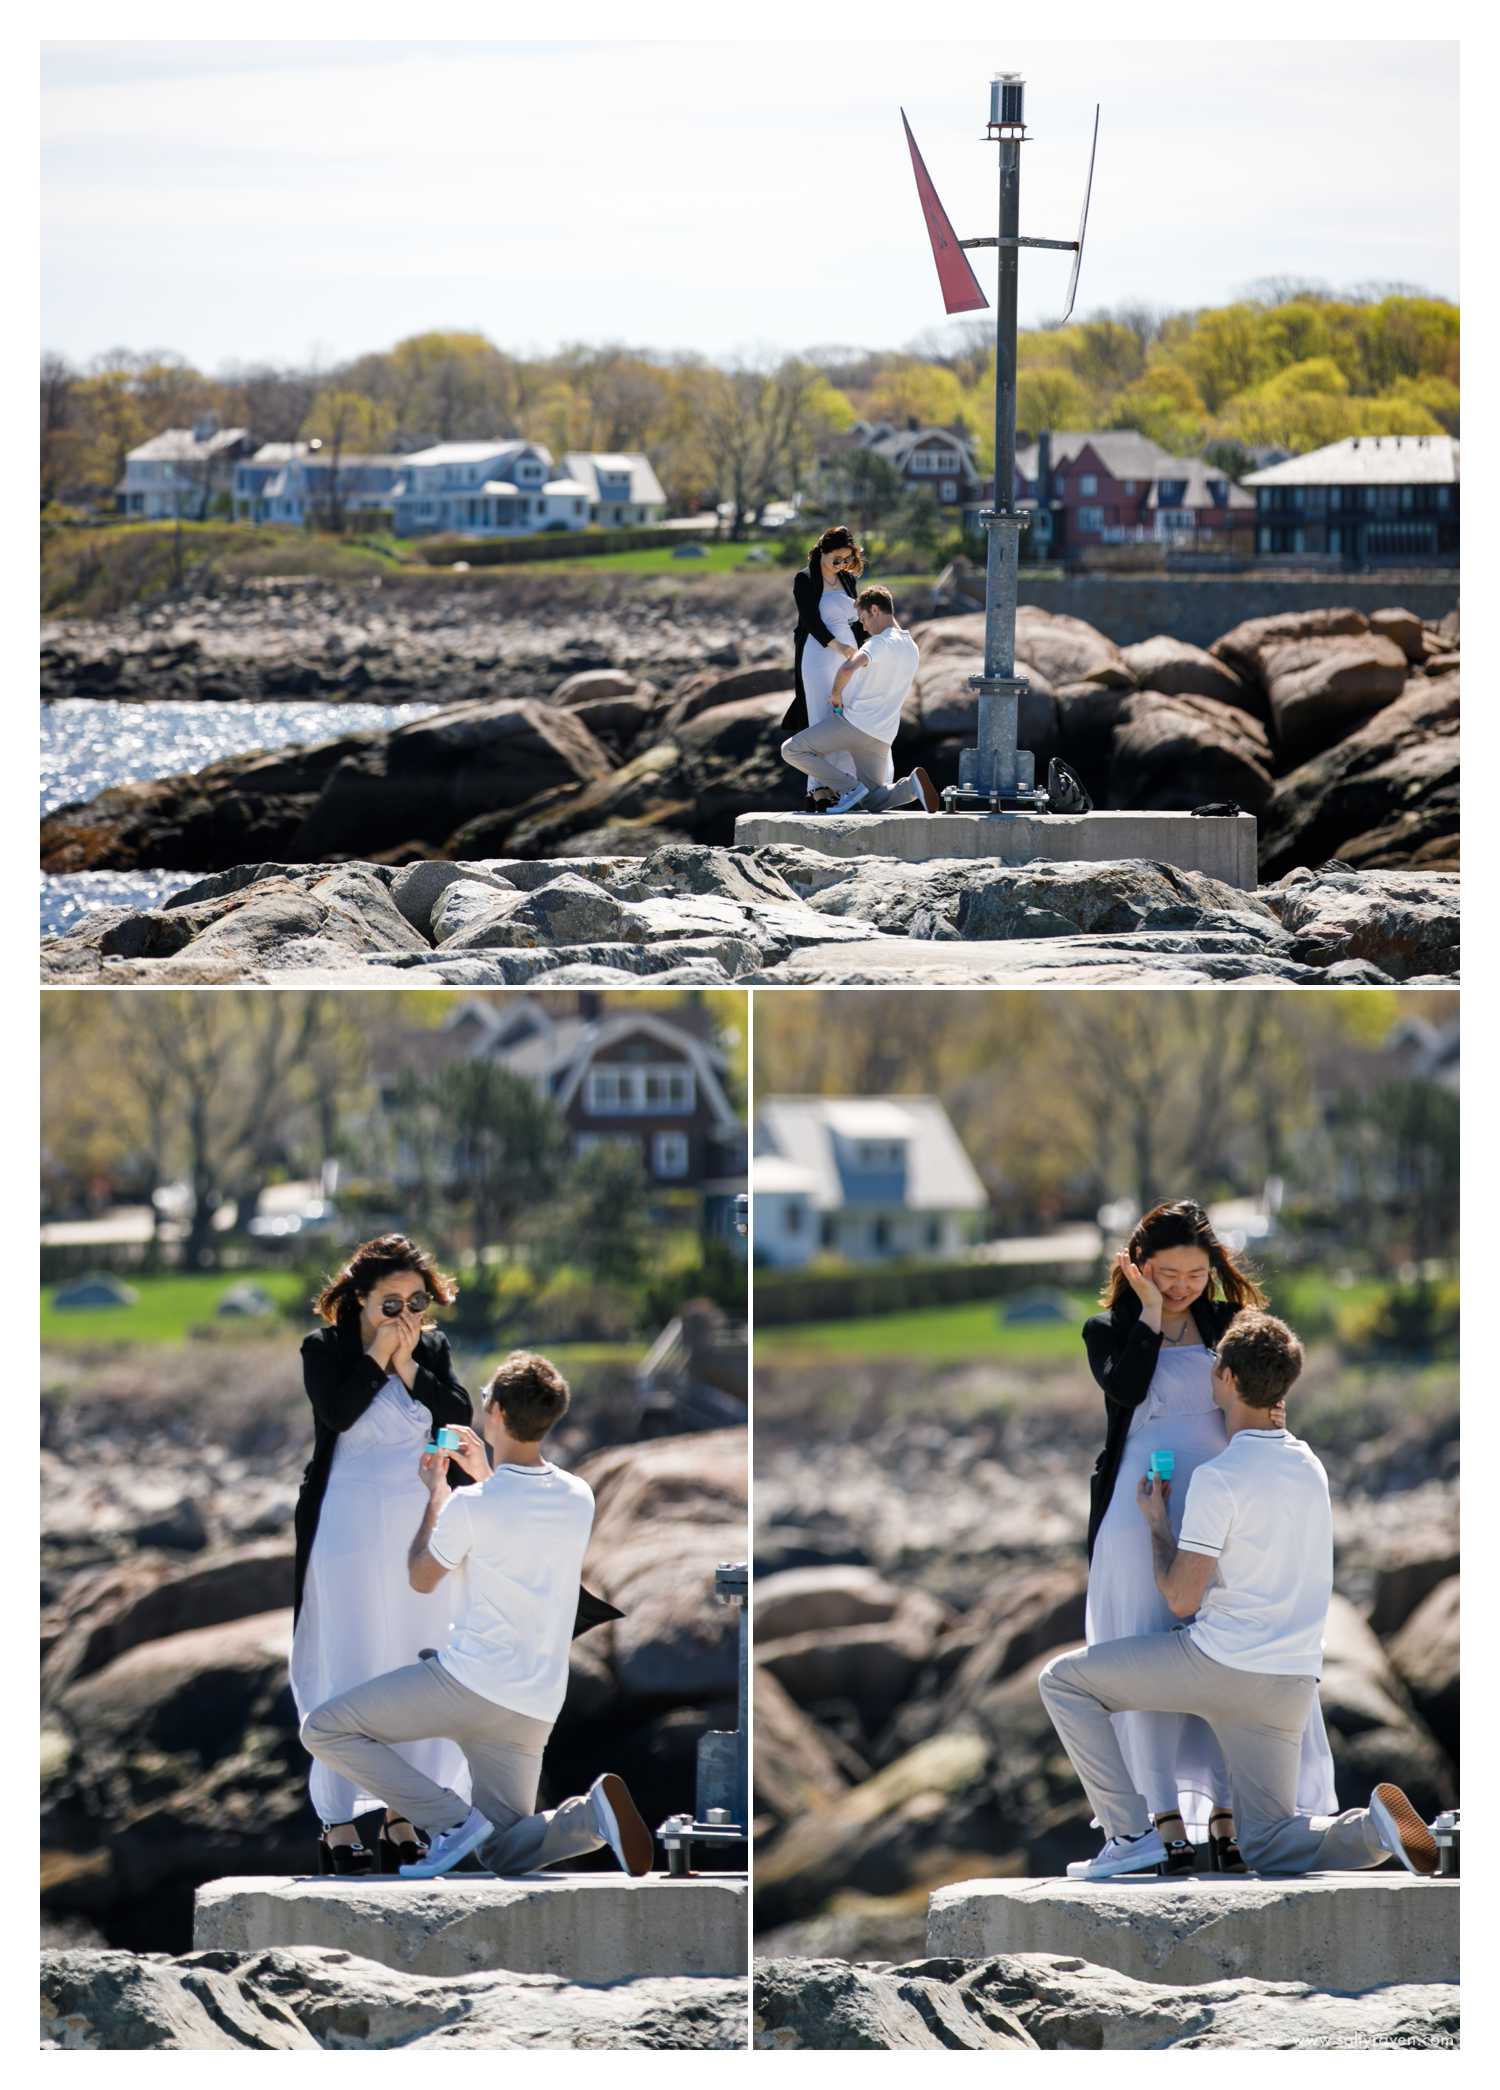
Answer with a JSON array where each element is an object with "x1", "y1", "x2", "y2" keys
[
  {"x1": 1066, "y1": 1828, "x2": 1167, "y2": 1881},
  {"x1": 589, "y1": 1772, "x2": 653, "y2": 1876},
  {"x1": 829, "y1": 783, "x2": 869, "y2": 814},
  {"x1": 1369, "y1": 1783, "x2": 1439, "y2": 1876},
  {"x1": 397, "y1": 1806, "x2": 495, "y2": 1879},
  {"x1": 911, "y1": 766, "x2": 941, "y2": 813}
]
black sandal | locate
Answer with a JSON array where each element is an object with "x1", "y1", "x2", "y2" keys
[
  {"x1": 1208, "y1": 1810, "x2": 1248, "y2": 1873},
  {"x1": 378, "y1": 1818, "x2": 427, "y2": 1873},
  {"x1": 318, "y1": 1823, "x2": 374, "y2": 1876},
  {"x1": 1154, "y1": 1813, "x2": 1196, "y2": 1877}
]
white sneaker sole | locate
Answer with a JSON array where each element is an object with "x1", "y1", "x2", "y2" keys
[
  {"x1": 398, "y1": 1816, "x2": 492, "y2": 1879},
  {"x1": 1369, "y1": 1784, "x2": 1438, "y2": 1876},
  {"x1": 1068, "y1": 1843, "x2": 1165, "y2": 1882},
  {"x1": 592, "y1": 1774, "x2": 653, "y2": 1876}
]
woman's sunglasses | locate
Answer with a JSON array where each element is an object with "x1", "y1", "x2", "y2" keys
[{"x1": 380, "y1": 1293, "x2": 429, "y2": 1317}]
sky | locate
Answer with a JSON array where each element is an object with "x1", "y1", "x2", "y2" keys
[{"x1": 40, "y1": 38, "x2": 1459, "y2": 372}]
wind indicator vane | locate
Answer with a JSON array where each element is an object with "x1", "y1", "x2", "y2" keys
[{"x1": 903, "y1": 77, "x2": 1101, "y2": 811}]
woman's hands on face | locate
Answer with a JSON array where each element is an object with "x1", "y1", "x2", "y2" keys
[
  {"x1": 365, "y1": 1315, "x2": 402, "y2": 1368},
  {"x1": 388, "y1": 1311, "x2": 424, "y2": 1385},
  {"x1": 1116, "y1": 1250, "x2": 1164, "y2": 1315},
  {"x1": 449, "y1": 1425, "x2": 491, "y2": 1484}
]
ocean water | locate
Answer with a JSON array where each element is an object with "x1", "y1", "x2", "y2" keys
[{"x1": 40, "y1": 698, "x2": 438, "y2": 943}]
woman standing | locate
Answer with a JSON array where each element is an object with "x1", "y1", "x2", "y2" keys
[
  {"x1": 290, "y1": 1234, "x2": 476, "y2": 1874},
  {"x1": 1082, "y1": 1199, "x2": 1337, "y2": 1872},
  {"x1": 782, "y1": 526, "x2": 892, "y2": 806}
]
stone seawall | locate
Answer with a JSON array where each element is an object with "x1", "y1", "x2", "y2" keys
[{"x1": 1014, "y1": 574, "x2": 1459, "y2": 649}]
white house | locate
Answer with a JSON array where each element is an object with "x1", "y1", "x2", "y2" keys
[
  {"x1": 390, "y1": 440, "x2": 593, "y2": 537},
  {"x1": 753, "y1": 1095, "x2": 989, "y2": 1267},
  {"x1": 232, "y1": 443, "x2": 405, "y2": 526},
  {"x1": 563, "y1": 452, "x2": 668, "y2": 527},
  {"x1": 118, "y1": 418, "x2": 252, "y2": 519}
]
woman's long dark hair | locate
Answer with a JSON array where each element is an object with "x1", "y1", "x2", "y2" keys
[
  {"x1": 1099, "y1": 1199, "x2": 1267, "y2": 1314},
  {"x1": 807, "y1": 523, "x2": 864, "y2": 583},
  {"x1": 312, "y1": 1234, "x2": 458, "y2": 1328}
]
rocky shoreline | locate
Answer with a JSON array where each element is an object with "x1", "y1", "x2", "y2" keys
[
  {"x1": 41, "y1": 598, "x2": 1458, "y2": 893},
  {"x1": 43, "y1": 1948, "x2": 745, "y2": 2050},
  {"x1": 38, "y1": 845, "x2": 1459, "y2": 986}
]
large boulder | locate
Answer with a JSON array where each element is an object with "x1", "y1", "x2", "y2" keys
[
  {"x1": 42, "y1": 1946, "x2": 747, "y2": 2050},
  {"x1": 861, "y1": 1954, "x2": 1459, "y2": 2053},
  {"x1": 1258, "y1": 866, "x2": 1458, "y2": 981},
  {"x1": 1318, "y1": 1594, "x2": 1453, "y2": 1814},
  {"x1": 756, "y1": 1619, "x2": 935, "y2": 1739},
  {"x1": 293, "y1": 701, "x2": 612, "y2": 860},
  {"x1": 1387, "y1": 1576, "x2": 1459, "y2": 1763},
  {"x1": 1108, "y1": 693, "x2": 1274, "y2": 813},
  {"x1": 43, "y1": 1609, "x2": 307, "y2": 1948},
  {"x1": 490, "y1": 742, "x2": 693, "y2": 859},
  {"x1": 1210, "y1": 606, "x2": 1370, "y2": 687},
  {"x1": 753, "y1": 1727, "x2": 995, "y2": 1929},
  {"x1": 1369, "y1": 608, "x2": 1426, "y2": 664},
  {"x1": 754, "y1": 1565, "x2": 952, "y2": 1646},
  {"x1": 658, "y1": 664, "x2": 797, "y2": 734},
  {"x1": 753, "y1": 1668, "x2": 862, "y2": 1835},
  {"x1": 549, "y1": 668, "x2": 650, "y2": 706},
  {"x1": 1259, "y1": 671, "x2": 1459, "y2": 879},
  {"x1": 1369, "y1": 1538, "x2": 1460, "y2": 1637},
  {"x1": 42, "y1": 1542, "x2": 293, "y2": 1697},
  {"x1": 1119, "y1": 636, "x2": 1254, "y2": 712},
  {"x1": 1014, "y1": 606, "x2": 1133, "y2": 688},
  {"x1": 577, "y1": 1429, "x2": 746, "y2": 1707},
  {"x1": 753, "y1": 1957, "x2": 1036, "y2": 2051},
  {"x1": 913, "y1": 657, "x2": 1058, "y2": 768},
  {"x1": 1260, "y1": 635, "x2": 1411, "y2": 761}
]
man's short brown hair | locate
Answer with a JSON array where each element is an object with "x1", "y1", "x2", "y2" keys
[
  {"x1": 1216, "y1": 1311, "x2": 1304, "y2": 1410},
  {"x1": 857, "y1": 584, "x2": 894, "y2": 617},
  {"x1": 483, "y1": 1350, "x2": 570, "y2": 1440}
]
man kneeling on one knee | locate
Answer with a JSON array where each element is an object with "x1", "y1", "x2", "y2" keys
[
  {"x1": 1038, "y1": 1312, "x2": 1442, "y2": 1882},
  {"x1": 781, "y1": 584, "x2": 939, "y2": 815},
  {"x1": 302, "y1": 1351, "x2": 652, "y2": 1881}
]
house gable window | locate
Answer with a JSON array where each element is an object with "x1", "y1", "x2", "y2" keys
[
  {"x1": 1079, "y1": 473, "x2": 1099, "y2": 496},
  {"x1": 586, "y1": 1061, "x2": 695, "y2": 1115}
]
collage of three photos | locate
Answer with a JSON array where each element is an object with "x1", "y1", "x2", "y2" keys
[{"x1": 38, "y1": 34, "x2": 1460, "y2": 2057}]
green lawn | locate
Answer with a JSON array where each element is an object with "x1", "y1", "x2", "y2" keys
[
  {"x1": 41, "y1": 1270, "x2": 653, "y2": 1364},
  {"x1": 41, "y1": 1268, "x2": 312, "y2": 1347},
  {"x1": 756, "y1": 1293, "x2": 1098, "y2": 1367}
]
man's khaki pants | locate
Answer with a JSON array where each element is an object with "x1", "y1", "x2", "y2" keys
[
  {"x1": 781, "y1": 714, "x2": 917, "y2": 810},
  {"x1": 1038, "y1": 1629, "x2": 1389, "y2": 1875},
  {"x1": 302, "y1": 1653, "x2": 604, "y2": 1874}
]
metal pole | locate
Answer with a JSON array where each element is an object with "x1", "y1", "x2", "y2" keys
[{"x1": 950, "y1": 72, "x2": 1044, "y2": 814}]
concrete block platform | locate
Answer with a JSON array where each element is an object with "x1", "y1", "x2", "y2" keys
[
  {"x1": 732, "y1": 809, "x2": 1259, "y2": 889},
  {"x1": 195, "y1": 1873, "x2": 748, "y2": 1983},
  {"x1": 927, "y1": 1875, "x2": 1457, "y2": 1991}
]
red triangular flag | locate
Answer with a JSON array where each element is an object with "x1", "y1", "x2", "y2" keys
[{"x1": 902, "y1": 109, "x2": 988, "y2": 315}]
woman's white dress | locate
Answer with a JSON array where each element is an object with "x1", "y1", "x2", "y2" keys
[
  {"x1": 1084, "y1": 1343, "x2": 1338, "y2": 1836},
  {"x1": 800, "y1": 585, "x2": 895, "y2": 797},
  {"x1": 289, "y1": 1372, "x2": 471, "y2": 1823}
]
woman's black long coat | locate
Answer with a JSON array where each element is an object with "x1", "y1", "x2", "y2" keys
[
  {"x1": 780, "y1": 561, "x2": 866, "y2": 736},
  {"x1": 1080, "y1": 1290, "x2": 1239, "y2": 1562}
]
